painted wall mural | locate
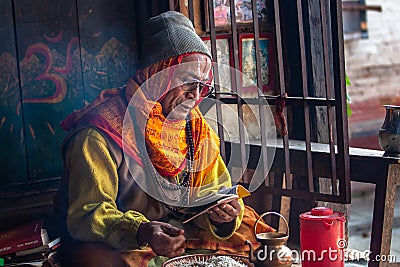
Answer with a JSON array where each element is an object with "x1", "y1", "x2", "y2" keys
[{"x1": 0, "y1": 0, "x2": 137, "y2": 186}]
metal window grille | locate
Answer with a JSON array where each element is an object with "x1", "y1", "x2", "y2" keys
[{"x1": 170, "y1": 0, "x2": 351, "y2": 204}]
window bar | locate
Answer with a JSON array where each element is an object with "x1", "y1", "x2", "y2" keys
[
  {"x1": 223, "y1": 96, "x2": 336, "y2": 106},
  {"x1": 206, "y1": 0, "x2": 227, "y2": 161},
  {"x1": 227, "y1": 0, "x2": 249, "y2": 183},
  {"x1": 253, "y1": 1, "x2": 282, "y2": 223},
  {"x1": 330, "y1": 0, "x2": 351, "y2": 203},
  {"x1": 168, "y1": 0, "x2": 175, "y2": 10},
  {"x1": 273, "y1": 0, "x2": 291, "y2": 182},
  {"x1": 188, "y1": 0, "x2": 195, "y2": 23},
  {"x1": 259, "y1": 186, "x2": 347, "y2": 203},
  {"x1": 250, "y1": 0, "x2": 270, "y2": 187},
  {"x1": 296, "y1": 0, "x2": 314, "y2": 192},
  {"x1": 320, "y1": 0, "x2": 338, "y2": 195}
]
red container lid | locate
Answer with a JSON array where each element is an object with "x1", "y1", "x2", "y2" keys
[{"x1": 300, "y1": 207, "x2": 346, "y2": 222}]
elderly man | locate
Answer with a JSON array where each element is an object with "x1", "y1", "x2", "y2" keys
[{"x1": 54, "y1": 11, "x2": 272, "y2": 266}]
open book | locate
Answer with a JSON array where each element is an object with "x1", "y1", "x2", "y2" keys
[{"x1": 181, "y1": 184, "x2": 250, "y2": 224}]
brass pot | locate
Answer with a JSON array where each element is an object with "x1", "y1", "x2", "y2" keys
[{"x1": 245, "y1": 212, "x2": 293, "y2": 267}]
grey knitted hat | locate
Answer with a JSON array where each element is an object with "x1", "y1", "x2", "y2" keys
[{"x1": 139, "y1": 11, "x2": 212, "y2": 68}]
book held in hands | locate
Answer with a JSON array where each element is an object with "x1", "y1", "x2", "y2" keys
[{"x1": 182, "y1": 184, "x2": 251, "y2": 223}]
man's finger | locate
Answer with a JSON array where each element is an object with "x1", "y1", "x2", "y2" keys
[
  {"x1": 227, "y1": 199, "x2": 242, "y2": 211},
  {"x1": 210, "y1": 208, "x2": 231, "y2": 223},
  {"x1": 161, "y1": 223, "x2": 185, "y2": 236},
  {"x1": 220, "y1": 204, "x2": 237, "y2": 216}
]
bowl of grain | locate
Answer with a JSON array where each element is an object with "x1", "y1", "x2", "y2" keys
[{"x1": 163, "y1": 254, "x2": 253, "y2": 267}]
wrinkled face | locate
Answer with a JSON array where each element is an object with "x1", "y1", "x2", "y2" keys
[{"x1": 159, "y1": 54, "x2": 213, "y2": 120}]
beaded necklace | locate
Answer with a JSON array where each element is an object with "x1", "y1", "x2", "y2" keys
[{"x1": 133, "y1": 114, "x2": 195, "y2": 211}]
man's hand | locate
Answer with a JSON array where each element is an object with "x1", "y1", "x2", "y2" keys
[
  {"x1": 137, "y1": 221, "x2": 186, "y2": 257},
  {"x1": 208, "y1": 198, "x2": 241, "y2": 224}
]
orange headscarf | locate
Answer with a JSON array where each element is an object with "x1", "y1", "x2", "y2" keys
[{"x1": 61, "y1": 53, "x2": 219, "y2": 188}]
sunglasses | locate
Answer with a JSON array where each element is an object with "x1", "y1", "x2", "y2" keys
[{"x1": 181, "y1": 79, "x2": 215, "y2": 98}]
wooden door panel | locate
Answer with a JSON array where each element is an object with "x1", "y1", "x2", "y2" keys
[
  {"x1": 1, "y1": 0, "x2": 139, "y2": 183},
  {"x1": 0, "y1": 0, "x2": 28, "y2": 185},
  {"x1": 15, "y1": 2, "x2": 84, "y2": 179}
]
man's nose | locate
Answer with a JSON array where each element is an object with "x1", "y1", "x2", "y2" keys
[{"x1": 185, "y1": 86, "x2": 200, "y2": 101}]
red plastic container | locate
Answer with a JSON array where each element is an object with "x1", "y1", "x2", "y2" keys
[{"x1": 300, "y1": 207, "x2": 346, "y2": 267}]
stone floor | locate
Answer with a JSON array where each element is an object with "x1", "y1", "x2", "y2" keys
[{"x1": 347, "y1": 182, "x2": 400, "y2": 264}]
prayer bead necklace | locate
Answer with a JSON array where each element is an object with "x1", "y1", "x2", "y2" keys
[{"x1": 136, "y1": 117, "x2": 194, "y2": 211}]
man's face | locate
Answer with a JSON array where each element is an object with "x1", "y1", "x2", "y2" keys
[{"x1": 159, "y1": 54, "x2": 213, "y2": 120}]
